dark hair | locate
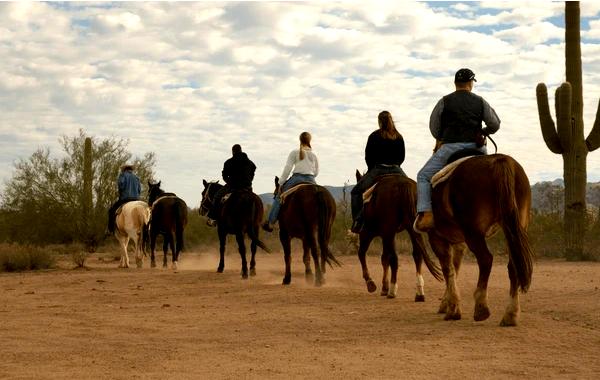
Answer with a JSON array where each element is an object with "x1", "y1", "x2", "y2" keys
[
  {"x1": 299, "y1": 132, "x2": 312, "y2": 160},
  {"x1": 232, "y1": 144, "x2": 242, "y2": 154},
  {"x1": 378, "y1": 111, "x2": 401, "y2": 140}
]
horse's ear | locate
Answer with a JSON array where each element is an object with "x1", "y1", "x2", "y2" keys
[
  {"x1": 148, "y1": 180, "x2": 152, "y2": 186},
  {"x1": 355, "y1": 169, "x2": 361, "y2": 182},
  {"x1": 275, "y1": 176, "x2": 279, "y2": 186},
  {"x1": 157, "y1": 180, "x2": 161, "y2": 187},
  {"x1": 203, "y1": 179, "x2": 207, "y2": 187}
]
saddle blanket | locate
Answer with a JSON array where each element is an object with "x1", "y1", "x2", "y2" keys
[
  {"x1": 431, "y1": 156, "x2": 474, "y2": 188},
  {"x1": 362, "y1": 174, "x2": 403, "y2": 204},
  {"x1": 280, "y1": 183, "x2": 314, "y2": 204}
]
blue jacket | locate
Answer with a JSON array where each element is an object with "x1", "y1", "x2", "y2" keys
[{"x1": 118, "y1": 170, "x2": 141, "y2": 200}]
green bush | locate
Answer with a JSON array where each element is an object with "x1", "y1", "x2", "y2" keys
[{"x1": 0, "y1": 244, "x2": 56, "y2": 272}]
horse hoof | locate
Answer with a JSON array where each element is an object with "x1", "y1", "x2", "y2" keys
[
  {"x1": 414, "y1": 295, "x2": 425, "y2": 302},
  {"x1": 474, "y1": 304, "x2": 491, "y2": 322},
  {"x1": 305, "y1": 273, "x2": 314, "y2": 283},
  {"x1": 250, "y1": 268, "x2": 256, "y2": 277},
  {"x1": 499, "y1": 314, "x2": 518, "y2": 327},
  {"x1": 386, "y1": 293, "x2": 396, "y2": 299},
  {"x1": 217, "y1": 268, "x2": 224, "y2": 273},
  {"x1": 438, "y1": 301, "x2": 448, "y2": 314},
  {"x1": 172, "y1": 262, "x2": 178, "y2": 271},
  {"x1": 444, "y1": 307, "x2": 462, "y2": 321},
  {"x1": 282, "y1": 276, "x2": 291, "y2": 285},
  {"x1": 366, "y1": 280, "x2": 377, "y2": 293},
  {"x1": 242, "y1": 273, "x2": 249, "y2": 279},
  {"x1": 151, "y1": 261, "x2": 156, "y2": 268},
  {"x1": 380, "y1": 289, "x2": 388, "y2": 297}
]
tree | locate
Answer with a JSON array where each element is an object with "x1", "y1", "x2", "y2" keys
[
  {"x1": 0, "y1": 130, "x2": 156, "y2": 247},
  {"x1": 536, "y1": 2, "x2": 600, "y2": 260}
]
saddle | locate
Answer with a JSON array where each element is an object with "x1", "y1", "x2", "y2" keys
[
  {"x1": 280, "y1": 183, "x2": 314, "y2": 204},
  {"x1": 363, "y1": 174, "x2": 403, "y2": 204}
]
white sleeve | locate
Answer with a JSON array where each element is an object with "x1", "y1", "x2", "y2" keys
[
  {"x1": 313, "y1": 154, "x2": 319, "y2": 177},
  {"x1": 279, "y1": 150, "x2": 296, "y2": 182}
]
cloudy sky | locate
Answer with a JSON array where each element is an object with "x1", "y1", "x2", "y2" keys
[{"x1": 1, "y1": 1, "x2": 600, "y2": 206}]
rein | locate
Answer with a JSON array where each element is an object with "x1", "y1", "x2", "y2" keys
[
  {"x1": 200, "y1": 182, "x2": 219, "y2": 213},
  {"x1": 486, "y1": 134, "x2": 498, "y2": 154}
]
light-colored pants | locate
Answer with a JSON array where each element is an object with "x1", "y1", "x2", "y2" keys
[{"x1": 416, "y1": 142, "x2": 487, "y2": 213}]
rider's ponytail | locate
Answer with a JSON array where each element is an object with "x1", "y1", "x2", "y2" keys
[{"x1": 299, "y1": 131, "x2": 312, "y2": 160}]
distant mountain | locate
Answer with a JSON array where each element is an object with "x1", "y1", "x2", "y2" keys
[{"x1": 260, "y1": 180, "x2": 600, "y2": 213}]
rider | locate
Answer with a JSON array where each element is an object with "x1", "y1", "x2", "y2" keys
[
  {"x1": 414, "y1": 68, "x2": 500, "y2": 232},
  {"x1": 107, "y1": 163, "x2": 142, "y2": 234},
  {"x1": 262, "y1": 131, "x2": 318, "y2": 232},
  {"x1": 350, "y1": 110, "x2": 407, "y2": 233},
  {"x1": 206, "y1": 144, "x2": 256, "y2": 226}
]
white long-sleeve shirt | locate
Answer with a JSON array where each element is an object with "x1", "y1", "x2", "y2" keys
[{"x1": 280, "y1": 147, "x2": 319, "y2": 181}]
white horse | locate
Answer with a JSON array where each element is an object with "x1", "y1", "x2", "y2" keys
[{"x1": 114, "y1": 200, "x2": 151, "y2": 268}]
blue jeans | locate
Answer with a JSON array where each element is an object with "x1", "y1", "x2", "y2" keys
[
  {"x1": 417, "y1": 142, "x2": 487, "y2": 213},
  {"x1": 351, "y1": 165, "x2": 406, "y2": 220},
  {"x1": 267, "y1": 174, "x2": 316, "y2": 224}
]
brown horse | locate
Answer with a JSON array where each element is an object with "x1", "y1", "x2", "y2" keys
[
  {"x1": 422, "y1": 153, "x2": 533, "y2": 326},
  {"x1": 355, "y1": 171, "x2": 442, "y2": 300},
  {"x1": 273, "y1": 177, "x2": 340, "y2": 286},
  {"x1": 148, "y1": 181, "x2": 188, "y2": 270}
]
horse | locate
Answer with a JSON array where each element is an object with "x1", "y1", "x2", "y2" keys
[
  {"x1": 199, "y1": 180, "x2": 270, "y2": 279},
  {"x1": 354, "y1": 171, "x2": 442, "y2": 299},
  {"x1": 420, "y1": 153, "x2": 533, "y2": 326},
  {"x1": 147, "y1": 181, "x2": 188, "y2": 270},
  {"x1": 272, "y1": 176, "x2": 340, "y2": 286},
  {"x1": 114, "y1": 200, "x2": 151, "y2": 268}
]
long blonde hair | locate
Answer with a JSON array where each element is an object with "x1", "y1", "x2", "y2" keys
[
  {"x1": 378, "y1": 111, "x2": 401, "y2": 140},
  {"x1": 299, "y1": 131, "x2": 312, "y2": 160}
]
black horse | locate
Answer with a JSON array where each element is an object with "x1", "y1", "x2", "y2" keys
[
  {"x1": 200, "y1": 180, "x2": 270, "y2": 279},
  {"x1": 148, "y1": 181, "x2": 188, "y2": 270}
]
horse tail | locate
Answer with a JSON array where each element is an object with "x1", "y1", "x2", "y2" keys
[
  {"x1": 316, "y1": 187, "x2": 341, "y2": 268},
  {"x1": 248, "y1": 195, "x2": 271, "y2": 253},
  {"x1": 174, "y1": 200, "x2": 186, "y2": 253},
  {"x1": 494, "y1": 156, "x2": 533, "y2": 293},
  {"x1": 399, "y1": 180, "x2": 442, "y2": 281}
]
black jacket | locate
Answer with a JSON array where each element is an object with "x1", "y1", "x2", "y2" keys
[
  {"x1": 222, "y1": 152, "x2": 256, "y2": 189},
  {"x1": 440, "y1": 91, "x2": 484, "y2": 143},
  {"x1": 365, "y1": 130, "x2": 405, "y2": 171}
]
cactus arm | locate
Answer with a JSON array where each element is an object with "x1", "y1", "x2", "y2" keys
[
  {"x1": 585, "y1": 99, "x2": 600, "y2": 152},
  {"x1": 536, "y1": 83, "x2": 563, "y2": 154},
  {"x1": 556, "y1": 82, "x2": 572, "y2": 153}
]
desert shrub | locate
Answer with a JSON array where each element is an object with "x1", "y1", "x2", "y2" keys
[{"x1": 0, "y1": 243, "x2": 56, "y2": 272}]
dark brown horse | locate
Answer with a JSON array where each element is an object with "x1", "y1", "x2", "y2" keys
[
  {"x1": 200, "y1": 180, "x2": 269, "y2": 279},
  {"x1": 273, "y1": 177, "x2": 340, "y2": 286},
  {"x1": 148, "y1": 181, "x2": 188, "y2": 270},
  {"x1": 355, "y1": 171, "x2": 442, "y2": 300},
  {"x1": 422, "y1": 153, "x2": 533, "y2": 326}
]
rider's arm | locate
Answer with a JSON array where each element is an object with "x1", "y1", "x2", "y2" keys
[
  {"x1": 279, "y1": 150, "x2": 296, "y2": 182},
  {"x1": 482, "y1": 99, "x2": 500, "y2": 135},
  {"x1": 429, "y1": 98, "x2": 444, "y2": 139}
]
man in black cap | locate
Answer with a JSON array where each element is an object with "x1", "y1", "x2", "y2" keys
[
  {"x1": 414, "y1": 68, "x2": 500, "y2": 232},
  {"x1": 206, "y1": 144, "x2": 256, "y2": 226}
]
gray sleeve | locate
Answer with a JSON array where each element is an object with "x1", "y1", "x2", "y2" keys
[
  {"x1": 481, "y1": 98, "x2": 500, "y2": 135},
  {"x1": 429, "y1": 98, "x2": 444, "y2": 139}
]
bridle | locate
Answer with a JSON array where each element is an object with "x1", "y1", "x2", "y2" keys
[{"x1": 200, "y1": 182, "x2": 218, "y2": 215}]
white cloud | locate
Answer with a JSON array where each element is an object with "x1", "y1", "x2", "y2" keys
[{"x1": 1, "y1": 1, "x2": 600, "y2": 205}]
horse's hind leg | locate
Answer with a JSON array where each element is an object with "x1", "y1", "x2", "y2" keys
[
  {"x1": 500, "y1": 256, "x2": 521, "y2": 327},
  {"x1": 358, "y1": 233, "x2": 376, "y2": 293},
  {"x1": 380, "y1": 250, "x2": 389, "y2": 297},
  {"x1": 302, "y1": 241, "x2": 313, "y2": 283},
  {"x1": 217, "y1": 228, "x2": 226, "y2": 273},
  {"x1": 236, "y1": 233, "x2": 248, "y2": 279},
  {"x1": 382, "y1": 235, "x2": 398, "y2": 299},
  {"x1": 408, "y1": 230, "x2": 426, "y2": 302},
  {"x1": 119, "y1": 236, "x2": 130, "y2": 268},
  {"x1": 150, "y1": 232, "x2": 157, "y2": 268},
  {"x1": 280, "y1": 229, "x2": 292, "y2": 285},
  {"x1": 162, "y1": 233, "x2": 172, "y2": 269},
  {"x1": 249, "y1": 239, "x2": 257, "y2": 277},
  {"x1": 429, "y1": 234, "x2": 461, "y2": 320},
  {"x1": 464, "y1": 234, "x2": 493, "y2": 322},
  {"x1": 309, "y1": 236, "x2": 323, "y2": 287},
  {"x1": 135, "y1": 232, "x2": 143, "y2": 268}
]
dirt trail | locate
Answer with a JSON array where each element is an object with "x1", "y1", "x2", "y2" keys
[{"x1": 1, "y1": 251, "x2": 599, "y2": 379}]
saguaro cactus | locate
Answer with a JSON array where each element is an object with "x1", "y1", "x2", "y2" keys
[
  {"x1": 82, "y1": 137, "x2": 93, "y2": 248},
  {"x1": 536, "y1": 1, "x2": 600, "y2": 260}
]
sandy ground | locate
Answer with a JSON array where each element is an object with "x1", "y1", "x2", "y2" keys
[{"x1": 1, "y1": 247, "x2": 599, "y2": 380}]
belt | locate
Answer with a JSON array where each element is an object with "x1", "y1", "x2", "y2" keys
[{"x1": 377, "y1": 164, "x2": 400, "y2": 168}]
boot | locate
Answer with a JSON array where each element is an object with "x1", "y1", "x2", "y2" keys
[{"x1": 414, "y1": 211, "x2": 434, "y2": 232}]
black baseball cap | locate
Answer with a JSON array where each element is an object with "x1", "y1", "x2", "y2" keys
[{"x1": 455, "y1": 68, "x2": 477, "y2": 83}]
